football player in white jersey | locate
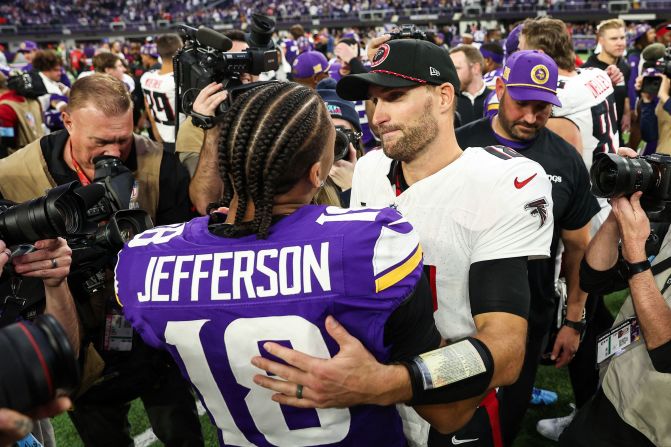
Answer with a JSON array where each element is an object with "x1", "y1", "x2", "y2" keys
[
  {"x1": 252, "y1": 38, "x2": 554, "y2": 446},
  {"x1": 140, "y1": 34, "x2": 183, "y2": 152}
]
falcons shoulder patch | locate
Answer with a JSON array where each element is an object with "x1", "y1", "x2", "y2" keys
[{"x1": 525, "y1": 197, "x2": 549, "y2": 229}]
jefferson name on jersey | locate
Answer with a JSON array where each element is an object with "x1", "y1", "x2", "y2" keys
[
  {"x1": 134, "y1": 241, "x2": 332, "y2": 303},
  {"x1": 118, "y1": 206, "x2": 423, "y2": 308}
]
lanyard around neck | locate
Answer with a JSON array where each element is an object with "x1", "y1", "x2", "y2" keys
[{"x1": 69, "y1": 139, "x2": 91, "y2": 186}]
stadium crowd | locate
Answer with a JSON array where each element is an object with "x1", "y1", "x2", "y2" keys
[
  {"x1": 1, "y1": 0, "x2": 666, "y2": 29},
  {"x1": 0, "y1": 7, "x2": 671, "y2": 447}
]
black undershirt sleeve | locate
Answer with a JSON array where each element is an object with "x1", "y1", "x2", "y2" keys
[
  {"x1": 384, "y1": 273, "x2": 442, "y2": 362},
  {"x1": 469, "y1": 257, "x2": 530, "y2": 318},
  {"x1": 648, "y1": 341, "x2": 671, "y2": 373},
  {"x1": 579, "y1": 257, "x2": 627, "y2": 295}
]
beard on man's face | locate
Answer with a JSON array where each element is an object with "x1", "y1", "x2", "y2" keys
[
  {"x1": 380, "y1": 96, "x2": 439, "y2": 162},
  {"x1": 497, "y1": 93, "x2": 544, "y2": 141}
]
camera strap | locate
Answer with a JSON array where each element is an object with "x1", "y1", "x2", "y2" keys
[
  {"x1": 70, "y1": 140, "x2": 92, "y2": 186},
  {"x1": 0, "y1": 276, "x2": 26, "y2": 327},
  {"x1": 652, "y1": 255, "x2": 671, "y2": 294}
]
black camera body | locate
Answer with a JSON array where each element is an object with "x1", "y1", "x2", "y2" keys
[
  {"x1": 0, "y1": 181, "x2": 103, "y2": 248},
  {"x1": 68, "y1": 209, "x2": 153, "y2": 292},
  {"x1": 655, "y1": 47, "x2": 671, "y2": 78},
  {"x1": 591, "y1": 152, "x2": 671, "y2": 221},
  {"x1": 641, "y1": 45, "x2": 671, "y2": 95},
  {"x1": 6, "y1": 72, "x2": 48, "y2": 100},
  {"x1": 389, "y1": 24, "x2": 428, "y2": 41},
  {"x1": 175, "y1": 14, "x2": 280, "y2": 118}
]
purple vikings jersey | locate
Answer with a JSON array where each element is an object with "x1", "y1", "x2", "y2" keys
[
  {"x1": 116, "y1": 205, "x2": 423, "y2": 447},
  {"x1": 483, "y1": 67, "x2": 503, "y2": 88},
  {"x1": 283, "y1": 39, "x2": 299, "y2": 66}
]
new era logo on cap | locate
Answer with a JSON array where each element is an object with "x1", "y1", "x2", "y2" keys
[{"x1": 430, "y1": 66, "x2": 440, "y2": 76}]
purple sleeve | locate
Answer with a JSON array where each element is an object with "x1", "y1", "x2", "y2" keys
[{"x1": 627, "y1": 53, "x2": 641, "y2": 110}]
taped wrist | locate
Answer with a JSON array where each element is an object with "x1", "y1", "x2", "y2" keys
[{"x1": 400, "y1": 337, "x2": 494, "y2": 406}]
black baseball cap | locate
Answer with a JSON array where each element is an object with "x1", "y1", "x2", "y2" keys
[{"x1": 336, "y1": 39, "x2": 460, "y2": 101}]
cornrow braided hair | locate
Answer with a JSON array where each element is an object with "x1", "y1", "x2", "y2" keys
[{"x1": 214, "y1": 82, "x2": 331, "y2": 239}]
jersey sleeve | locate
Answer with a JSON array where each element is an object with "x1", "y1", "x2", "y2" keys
[
  {"x1": 114, "y1": 243, "x2": 164, "y2": 349},
  {"x1": 114, "y1": 223, "x2": 189, "y2": 350},
  {"x1": 331, "y1": 206, "x2": 423, "y2": 300},
  {"x1": 471, "y1": 154, "x2": 554, "y2": 264}
]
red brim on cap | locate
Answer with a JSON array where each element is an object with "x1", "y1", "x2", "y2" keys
[
  {"x1": 336, "y1": 72, "x2": 423, "y2": 101},
  {"x1": 507, "y1": 86, "x2": 562, "y2": 108}
]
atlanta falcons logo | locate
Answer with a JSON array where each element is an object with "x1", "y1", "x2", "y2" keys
[{"x1": 524, "y1": 198, "x2": 549, "y2": 228}]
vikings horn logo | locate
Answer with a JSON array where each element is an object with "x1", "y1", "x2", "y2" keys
[{"x1": 525, "y1": 197, "x2": 549, "y2": 228}]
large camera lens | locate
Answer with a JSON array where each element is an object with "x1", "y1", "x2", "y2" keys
[
  {"x1": 94, "y1": 210, "x2": 154, "y2": 250},
  {"x1": 0, "y1": 315, "x2": 79, "y2": 413},
  {"x1": 0, "y1": 182, "x2": 91, "y2": 246},
  {"x1": 590, "y1": 153, "x2": 654, "y2": 198},
  {"x1": 334, "y1": 128, "x2": 351, "y2": 162}
]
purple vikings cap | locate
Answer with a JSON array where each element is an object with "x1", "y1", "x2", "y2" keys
[
  {"x1": 18, "y1": 41, "x2": 38, "y2": 53},
  {"x1": 502, "y1": 50, "x2": 562, "y2": 107},
  {"x1": 292, "y1": 50, "x2": 330, "y2": 79},
  {"x1": 632, "y1": 24, "x2": 652, "y2": 43},
  {"x1": 504, "y1": 24, "x2": 523, "y2": 59}
]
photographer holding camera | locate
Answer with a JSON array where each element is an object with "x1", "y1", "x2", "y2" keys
[
  {"x1": 177, "y1": 18, "x2": 279, "y2": 215},
  {"x1": 0, "y1": 234, "x2": 80, "y2": 447},
  {"x1": 559, "y1": 148, "x2": 671, "y2": 446},
  {"x1": 0, "y1": 74, "x2": 201, "y2": 446},
  {"x1": 636, "y1": 68, "x2": 671, "y2": 155},
  {"x1": 0, "y1": 71, "x2": 44, "y2": 158}
]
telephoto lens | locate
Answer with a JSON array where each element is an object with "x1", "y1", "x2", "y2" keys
[
  {"x1": 0, "y1": 314, "x2": 79, "y2": 413},
  {"x1": 590, "y1": 153, "x2": 653, "y2": 198},
  {"x1": 0, "y1": 182, "x2": 104, "y2": 247}
]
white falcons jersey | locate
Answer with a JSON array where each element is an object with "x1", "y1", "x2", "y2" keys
[
  {"x1": 140, "y1": 70, "x2": 185, "y2": 143},
  {"x1": 350, "y1": 146, "x2": 553, "y2": 342},
  {"x1": 553, "y1": 68, "x2": 618, "y2": 168}
]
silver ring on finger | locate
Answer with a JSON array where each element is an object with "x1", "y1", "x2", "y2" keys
[
  {"x1": 51, "y1": 258, "x2": 58, "y2": 269},
  {"x1": 296, "y1": 384, "x2": 304, "y2": 399}
]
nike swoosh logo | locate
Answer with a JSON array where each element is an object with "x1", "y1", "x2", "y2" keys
[
  {"x1": 514, "y1": 173, "x2": 538, "y2": 189},
  {"x1": 451, "y1": 435, "x2": 479, "y2": 445}
]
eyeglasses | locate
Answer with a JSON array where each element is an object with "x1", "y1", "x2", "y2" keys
[{"x1": 334, "y1": 126, "x2": 361, "y2": 161}]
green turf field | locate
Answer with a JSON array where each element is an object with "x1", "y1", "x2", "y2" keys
[{"x1": 52, "y1": 290, "x2": 629, "y2": 446}]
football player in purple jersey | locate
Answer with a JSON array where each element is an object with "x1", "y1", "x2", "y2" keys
[{"x1": 116, "y1": 81, "x2": 471, "y2": 446}]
